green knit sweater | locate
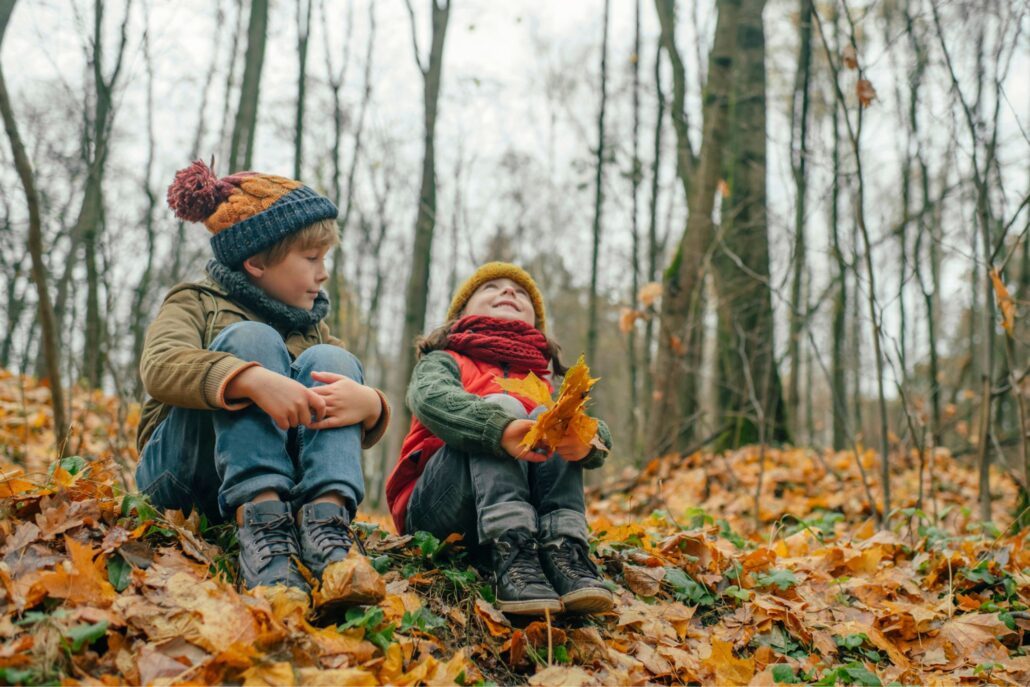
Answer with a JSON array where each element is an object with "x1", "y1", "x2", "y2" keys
[{"x1": 406, "y1": 351, "x2": 612, "y2": 468}]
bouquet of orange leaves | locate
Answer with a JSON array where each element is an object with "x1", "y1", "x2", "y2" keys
[{"x1": 494, "y1": 354, "x2": 608, "y2": 456}]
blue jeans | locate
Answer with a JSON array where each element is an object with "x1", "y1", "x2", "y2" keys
[
  {"x1": 405, "y1": 394, "x2": 589, "y2": 545},
  {"x1": 135, "y1": 321, "x2": 366, "y2": 522}
]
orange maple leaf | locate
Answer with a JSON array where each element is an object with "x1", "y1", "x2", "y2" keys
[
  {"x1": 522, "y1": 355, "x2": 603, "y2": 453},
  {"x1": 39, "y1": 535, "x2": 117, "y2": 607},
  {"x1": 990, "y1": 268, "x2": 1015, "y2": 335}
]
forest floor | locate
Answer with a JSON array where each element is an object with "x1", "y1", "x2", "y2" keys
[{"x1": 1, "y1": 368, "x2": 1029, "y2": 686}]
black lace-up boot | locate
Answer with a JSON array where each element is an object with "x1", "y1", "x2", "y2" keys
[
  {"x1": 491, "y1": 529, "x2": 562, "y2": 615},
  {"x1": 237, "y1": 500, "x2": 309, "y2": 593},
  {"x1": 296, "y1": 502, "x2": 354, "y2": 580},
  {"x1": 539, "y1": 536, "x2": 613, "y2": 613}
]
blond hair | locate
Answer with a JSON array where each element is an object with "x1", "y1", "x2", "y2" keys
[{"x1": 254, "y1": 218, "x2": 340, "y2": 266}]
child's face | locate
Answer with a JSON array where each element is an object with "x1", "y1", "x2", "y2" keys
[
  {"x1": 243, "y1": 245, "x2": 331, "y2": 309},
  {"x1": 462, "y1": 278, "x2": 535, "y2": 325}
]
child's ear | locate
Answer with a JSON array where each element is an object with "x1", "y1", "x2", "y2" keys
[{"x1": 242, "y1": 256, "x2": 265, "y2": 279}]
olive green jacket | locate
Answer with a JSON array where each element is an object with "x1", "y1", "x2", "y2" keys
[{"x1": 136, "y1": 277, "x2": 390, "y2": 452}]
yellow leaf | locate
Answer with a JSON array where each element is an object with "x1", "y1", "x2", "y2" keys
[
  {"x1": 990, "y1": 268, "x2": 1015, "y2": 335},
  {"x1": 494, "y1": 371, "x2": 554, "y2": 408},
  {"x1": 521, "y1": 355, "x2": 601, "y2": 453},
  {"x1": 242, "y1": 662, "x2": 296, "y2": 687},
  {"x1": 703, "y1": 638, "x2": 754, "y2": 686},
  {"x1": 315, "y1": 548, "x2": 386, "y2": 608}
]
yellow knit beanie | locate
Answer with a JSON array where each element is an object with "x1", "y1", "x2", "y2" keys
[{"x1": 446, "y1": 262, "x2": 547, "y2": 333}]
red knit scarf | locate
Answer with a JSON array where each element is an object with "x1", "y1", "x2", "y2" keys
[{"x1": 447, "y1": 316, "x2": 551, "y2": 376}]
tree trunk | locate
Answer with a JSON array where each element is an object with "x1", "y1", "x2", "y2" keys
[
  {"x1": 228, "y1": 0, "x2": 268, "y2": 172},
  {"x1": 131, "y1": 18, "x2": 158, "y2": 397},
  {"x1": 627, "y1": 0, "x2": 641, "y2": 461},
  {"x1": 643, "y1": 39, "x2": 665, "y2": 429},
  {"x1": 0, "y1": 0, "x2": 68, "y2": 453},
  {"x1": 712, "y1": 0, "x2": 787, "y2": 448},
  {"x1": 830, "y1": 90, "x2": 847, "y2": 450},
  {"x1": 293, "y1": 0, "x2": 312, "y2": 180},
  {"x1": 648, "y1": 0, "x2": 741, "y2": 457},
  {"x1": 586, "y1": 0, "x2": 610, "y2": 366},
  {"x1": 398, "y1": 0, "x2": 450, "y2": 426},
  {"x1": 787, "y1": 0, "x2": 812, "y2": 438}
]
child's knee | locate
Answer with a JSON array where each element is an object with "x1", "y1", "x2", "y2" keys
[
  {"x1": 482, "y1": 393, "x2": 529, "y2": 418},
  {"x1": 299, "y1": 344, "x2": 363, "y2": 381},
  {"x1": 210, "y1": 322, "x2": 288, "y2": 363}
]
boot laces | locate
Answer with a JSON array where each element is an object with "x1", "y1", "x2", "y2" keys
[
  {"x1": 306, "y1": 514, "x2": 354, "y2": 552},
  {"x1": 549, "y1": 538, "x2": 599, "y2": 580},
  {"x1": 253, "y1": 513, "x2": 300, "y2": 567},
  {"x1": 498, "y1": 533, "x2": 543, "y2": 587}
]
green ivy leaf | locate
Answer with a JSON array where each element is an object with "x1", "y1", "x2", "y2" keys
[{"x1": 64, "y1": 620, "x2": 109, "y2": 652}]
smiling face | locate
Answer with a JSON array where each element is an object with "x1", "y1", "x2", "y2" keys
[
  {"x1": 243, "y1": 244, "x2": 330, "y2": 309},
  {"x1": 461, "y1": 277, "x2": 536, "y2": 325}
]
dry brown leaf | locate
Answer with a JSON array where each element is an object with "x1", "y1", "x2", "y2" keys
[
  {"x1": 297, "y1": 667, "x2": 377, "y2": 686},
  {"x1": 623, "y1": 563, "x2": 665, "y2": 596},
  {"x1": 474, "y1": 598, "x2": 511, "y2": 637},
  {"x1": 242, "y1": 661, "x2": 296, "y2": 686},
  {"x1": 619, "y1": 307, "x2": 643, "y2": 334},
  {"x1": 843, "y1": 44, "x2": 858, "y2": 69},
  {"x1": 990, "y1": 268, "x2": 1015, "y2": 335},
  {"x1": 857, "y1": 78, "x2": 877, "y2": 107},
  {"x1": 315, "y1": 548, "x2": 386, "y2": 607},
  {"x1": 638, "y1": 281, "x2": 663, "y2": 307},
  {"x1": 529, "y1": 665, "x2": 598, "y2": 687}
]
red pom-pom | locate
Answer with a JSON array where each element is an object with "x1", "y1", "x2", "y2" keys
[{"x1": 166, "y1": 160, "x2": 235, "y2": 222}]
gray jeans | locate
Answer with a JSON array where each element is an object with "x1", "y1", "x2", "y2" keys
[{"x1": 405, "y1": 394, "x2": 589, "y2": 545}]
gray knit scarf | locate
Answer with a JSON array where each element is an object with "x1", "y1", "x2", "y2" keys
[{"x1": 206, "y1": 259, "x2": 329, "y2": 331}]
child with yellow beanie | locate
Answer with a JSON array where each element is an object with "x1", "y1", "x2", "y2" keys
[
  {"x1": 135, "y1": 161, "x2": 389, "y2": 604},
  {"x1": 386, "y1": 262, "x2": 614, "y2": 616}
]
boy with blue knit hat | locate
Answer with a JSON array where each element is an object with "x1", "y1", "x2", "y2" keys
[{"x1": 135, "y1": 160, "x2": 390, "y2": 604}]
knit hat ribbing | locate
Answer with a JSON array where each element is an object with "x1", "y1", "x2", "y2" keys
[
  {"x1": 446, "y1": 262, "x2": 547, "y2": 333},
  {"x1": 167, "y1": 160, "x2": 338, "y2": 267}
]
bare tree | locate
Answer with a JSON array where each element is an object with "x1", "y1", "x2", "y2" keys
[
  {"x1": 787, "y1": 0, "x2": 813, "y2": 438},
  {"x1": 398, "y1": 0, "x2": 451, "y2": 423},
  {"x1": 648, "y1": 0, "x2": 741, "y2": 456},
  {"x1": 293, "y1": 0, "x2": 313, "y2": 180},
  {"x1": 586, "y1": 0, "x2": 610, "y2": 366},
  {"x1": 0, "y1": 0, "x2": 68, "y2": 453},
  {"x1": 228, "y1": 0, "x2": 268, "y2": 172}
]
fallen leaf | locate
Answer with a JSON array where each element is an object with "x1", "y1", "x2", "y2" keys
[
  {"x1": 315, "y1": 548, "x2": 386, "y2": 607},
  {"x1": 703, "y1": 638, "x2": 755, "y2": 686}
]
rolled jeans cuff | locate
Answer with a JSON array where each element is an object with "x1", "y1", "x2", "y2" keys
[
  {"x1": 478, "y1": 500, "x2": 538, "y2": 542},
  {"x1": 218, "y1": 473, "x2": 295, "y2": 518},
  {"x1": 538, "y1": 508, "x2": 589, "y2": 544}
]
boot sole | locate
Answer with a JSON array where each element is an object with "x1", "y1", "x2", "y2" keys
[
  {"x1": 561, "y1": 587, "x2": 614, "y2": 614},
  {"x1": 495, "y1": 597, "x2": 563, "y2": 615}
]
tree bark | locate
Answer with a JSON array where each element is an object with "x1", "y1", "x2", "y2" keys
[
  {"x1": 628, "y1": 0, "x2": 642, "y2": 462},
  {"x1": 228, "y1": 0, "x2": 268, "y2": 172},
  {"x1": 648, "y1": 0, "x2": 741, "y2": 457},
  {"x1": 398, "y1": 0, "x2": 450, "y2": 426},
  {"x1": 787, "y1": 0, "x2": 812, "y2": 438},
  {"x1": 293, "y1": 0, "x2": 312, "y2": 180},
  {"x1": 0, "y1": 0, "x2": 68, "y2": 453},
  {"x1": 586, "y1": 0, "x2": 610, "y2": 366},
  {"x1": 712, "y1": 0, "x2": 787, "y2": 447},
  {"x1": 643, "y1": 38, "x2": 665, "y2": 423}
]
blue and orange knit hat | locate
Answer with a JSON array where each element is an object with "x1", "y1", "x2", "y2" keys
[{"x1": 167, "y1": 160, "x2": 337, "y2": 267}]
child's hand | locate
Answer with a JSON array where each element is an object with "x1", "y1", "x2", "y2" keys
[
  {"x1": 501, "y1": 420, "x2": 549, "y2": 462},
  {"x1": 554, "y1": 429, "x2": 593, "y2": 462},
  {"x1": 306, "y1": 371, "x2": 382, "y2": 430},
  {"x1": 228, "y1": 366, "x2": 327, "y2": 430}
]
